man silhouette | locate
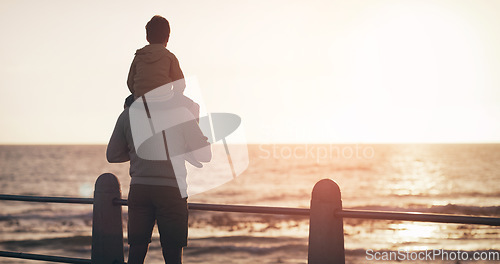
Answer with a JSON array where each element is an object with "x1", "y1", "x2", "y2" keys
[{"x1": 107, "y1": 94, "x2": 211, "y2": 264}]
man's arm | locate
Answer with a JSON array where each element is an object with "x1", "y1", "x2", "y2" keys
[
  {"x1": 191, "y1": 143, "x2": 211, "y2": 163},
  {"x1": 106, "y1": 110, "x2": 130, "y2": 163},
  {"x1": 183, "y1": 120, "x2": 212, "y2": 163}
]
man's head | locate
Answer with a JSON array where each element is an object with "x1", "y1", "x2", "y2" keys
[{"x1": 146, "y1": 15, "x2": 170, "y2": 46}]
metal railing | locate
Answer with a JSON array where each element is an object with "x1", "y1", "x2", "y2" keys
[{"x1": 0, "y1": 173, "x2": 499, "y2": 264}]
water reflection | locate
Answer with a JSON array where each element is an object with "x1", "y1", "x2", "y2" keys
[{"x1": 388, "y1": 222, "x2": 441, "y2": 246}]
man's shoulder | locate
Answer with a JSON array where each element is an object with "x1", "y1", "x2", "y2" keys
[{"x1": 116, "y1": 107, "x2": 130, "y2": 125}]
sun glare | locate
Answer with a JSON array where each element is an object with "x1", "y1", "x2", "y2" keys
[
  {"x1": 389, "y1": 222, "x2": 441, "y2": 248},
  {"x1": 1, "y1": 1, "x2": 499, "y2": 144}
]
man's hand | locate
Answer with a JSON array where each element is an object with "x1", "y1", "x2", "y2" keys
[{"x1": 184, "y1": 152, "x2": 203, "y2": 168}]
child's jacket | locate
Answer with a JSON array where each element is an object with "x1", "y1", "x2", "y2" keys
[{"x1": 127, "y1": 44, "x2": 185, "y2": 97}]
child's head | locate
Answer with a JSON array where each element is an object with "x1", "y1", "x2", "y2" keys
[{"x1": 146, "y1": 15, "x2": 170, "y2": 46}]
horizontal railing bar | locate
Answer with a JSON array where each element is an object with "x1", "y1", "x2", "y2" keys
[
  {"x1": 118, "y1": 199, "x2": 500, "y2": 225},
  {"x1": 115, "y1": 199, "x2": 310, "y2": 215},
  {"x1": 188, "y1": 202, "x2": 311, "y2": 215},
  {"x1": 0, "y1": 250, "x2": 92, "y2": 264},
  {"x1": 2, "y1": 194, "x2": 500, "y2": 226},
  {"x1": 338, "y1": 209, "x2": 500, "y2": 226},
  {"x1": 0, "y1": 194, "x2": 93, "y2": 204}
]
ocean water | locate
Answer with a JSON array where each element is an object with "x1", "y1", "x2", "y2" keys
[{"x1": 0, "y1": 144, "x2": 499, "y2": 263}]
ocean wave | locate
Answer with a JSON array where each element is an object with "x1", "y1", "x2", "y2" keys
[
  {"x1": 0, "y1": 235, "x2": 92, "y2": 252},
  {"x1": 186, "y1": 244, "x2": 306, "y2": 256},
  {"x1": 0, "y1": 212, "x2": 92, "y2": 222},
  {"x1": 387, "y1": 191, "x2": 500, "y2": 199},
  {"x1": 2, "y1": 234, "x2": 498, "y2": 260}
]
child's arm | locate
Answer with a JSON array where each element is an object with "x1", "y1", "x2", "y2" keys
[{"x1": 170, "y1": 54, "x2": 186, "y2": 93}]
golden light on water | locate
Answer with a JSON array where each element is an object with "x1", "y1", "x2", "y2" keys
[
  {"x1": 386, "y1": 152, "x2": 446, "y2": 197},
  {"x1": 388, "y1": 222, "x2": 441, "y2": 248}
]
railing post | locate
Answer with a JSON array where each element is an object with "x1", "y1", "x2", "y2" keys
[
  {"x1": 308, "y1": 179, "x2": 345, "y2": 264},
  {"x1": 91, "y1": 173, "x2": 124, "y2": 264}
]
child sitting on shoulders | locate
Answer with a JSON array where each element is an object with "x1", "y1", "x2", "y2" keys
[{"x1": 127, "y1": 15, "x2": 199, "y2": 120}]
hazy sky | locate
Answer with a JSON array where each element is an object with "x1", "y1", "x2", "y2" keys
[{"x1": 1, "y1": 0, "x2": 499, "y2": 144}]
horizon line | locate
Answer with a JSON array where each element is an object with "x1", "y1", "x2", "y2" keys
[{"x1": 1, "y1": 141, "x2": 500, "y2": 146}]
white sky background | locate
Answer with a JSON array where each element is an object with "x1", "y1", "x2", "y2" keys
[{"x1": 0, "y1": 0, "x2": 499, "y2": 144}]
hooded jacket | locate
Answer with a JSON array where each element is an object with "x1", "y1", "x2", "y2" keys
[
  {"x1": 106, "y1": 96, "x2": 211, "y2": 196},
  {"x1": 127, "y1": 44, "x2": 185, "y2": 97}
]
